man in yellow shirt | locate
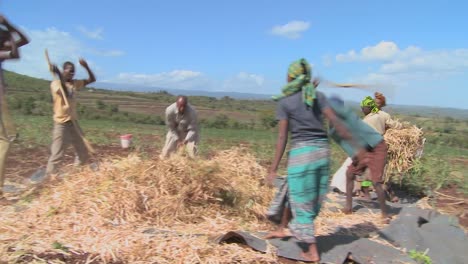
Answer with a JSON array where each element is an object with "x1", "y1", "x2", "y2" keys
[{"x1": 46, "y1": 59, "x2": 95, "y2": 175}]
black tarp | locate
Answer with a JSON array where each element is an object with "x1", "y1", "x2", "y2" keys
[
  {"x1": 378, "y1": 206, "x2": 468, "y2": 264},
  {"x1": 215, "y1": 231, "x2": 415, "y2": 263},
  {"x1": 216, "y1": 197, "x2": 467, "y2": 263}
]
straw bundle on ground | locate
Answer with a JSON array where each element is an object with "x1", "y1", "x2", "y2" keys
[
  {"x1": 0, "y1": 148, "x2": 387, "y2": 263},
  {"x1": 384, "y1": 120, "x2": 425, "y2": 183}
]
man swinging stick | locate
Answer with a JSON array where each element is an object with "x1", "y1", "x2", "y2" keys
[{"x1": 45, "y1": 50, "x2": 96, "y2": 176}]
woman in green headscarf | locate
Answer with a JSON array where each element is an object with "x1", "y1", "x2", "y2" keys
[
  {"x1": 266, "y1": 58, "x2": 354, "y2": 262},
  {"x1": 344, "y1": 96, "x2": 390, "y2": 221},
  {"x1": 358, "y1": 96, "x2": 380, "y2": 197},
  {"x1": 361, "y1": 96, "x2": 380, "y2": 115}
]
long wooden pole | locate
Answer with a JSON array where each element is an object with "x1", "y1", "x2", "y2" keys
[{"x1": 323, "y1": 80, "x2": 372, "y2": 89}]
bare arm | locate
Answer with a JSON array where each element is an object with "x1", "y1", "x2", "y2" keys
[
  {"x1": 0, "y1": 15, "x2": 30, "y2": 49},
  {"x1": 268, "y1": 119, "x2": 288, "y2": 174},
  {"x1": 0, "y1": 34, "x2": 19, "y2": 59},
  {"x1": 0, "y1": 51, "x2": 12, "y2": 60},
  {"x1": 79, "y1": 59, "x2": 96, "y2": 85}
]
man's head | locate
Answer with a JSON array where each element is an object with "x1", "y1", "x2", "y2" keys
[
  {"x1": 62, "y1": 61, "x2": 75, "y2": 81},
  {"x1": 176, "y1": 95, "x2": 188, "y2": 114}
]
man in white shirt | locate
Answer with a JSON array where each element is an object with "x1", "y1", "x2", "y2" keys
[{"x1": 161, "y1": 96, "x2": 199, "y2": 158}]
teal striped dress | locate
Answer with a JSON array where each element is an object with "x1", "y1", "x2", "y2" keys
[{"x1": 287, "y1": 140, "x2": 330, "y2": 243}]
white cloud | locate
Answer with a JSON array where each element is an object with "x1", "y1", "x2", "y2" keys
[
  {"x1": 77, "y1": 26, "x2": 104, "y2": 40},
  {"x1": 270, "y1": 20, "x2": 310, "y2": 39},
  {"x1": 379, "y1": 49, "x2": 468, "y2": 74},
  {"x1": 236, "y1": 72, "x2": 265, "y2": 86},
  {"x1": 332, "y1": 41, "x2": 468, "y2": 106},
  {"x1": 222, "y1": 72, "x2": 272, "y2": 93},
  {"x1": 336, "y1": 41, "x2": 412, "y2": 62},
  {"x1": 116, "y1": 70, "x2": 216, "y2": 90},
  {"x1": 113, "y1": 70, "x2": 280, "y2": 94},
  {"x1": 91, "y1": 49, "x2": 125, "y2": 57},
  {"x1": 4, "y1": 27, "x2": 124, "y2": 79},
  {"x1": 335, "y1": 41, "x2": 468, "y2": 83}
]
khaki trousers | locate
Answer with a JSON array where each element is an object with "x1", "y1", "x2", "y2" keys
[
  {"x1": 46, "y1": 121, "x2": 89, "y2": 174},
  {"x1": 0, "y1": 113, "x2": 11, "y2": 191},
  {"x1": 1, "y1": 97, "x2": 16, "y2": 139},
  {"x1": 161, "y1": 131, "x2": 198, "y2": 159}
]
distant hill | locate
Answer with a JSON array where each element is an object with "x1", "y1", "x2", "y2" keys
[
  {"x1": 385, "y1": 105, "x2": 468, "y2": 120},
  {"x1": 4, "y1": 70, "x2": 468, "y2": 120},
  {"x1": 344, "y1": 101, "x2": 468, "y2": 120},
  {"x1": 93, "y1": 82, "x2": 272, "y2": 100}
]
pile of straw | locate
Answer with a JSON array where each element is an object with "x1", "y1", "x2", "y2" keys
[
  {"x1": 0, "y1": 148, "x2": 387, "y2": 263},
  {"x1": 384, "y1": 120, "x2": 425, "y2": 182}
]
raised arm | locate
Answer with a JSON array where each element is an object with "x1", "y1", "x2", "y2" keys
[
  {"x1": 0, "y1": 15, "x2": 30, "y2": 49},
  {"x1": 79, "y1": 58, "x2": 96, "y2": 85},
  {"x1": 0, "y1": 33, "x2": 19, "y2": 59}
]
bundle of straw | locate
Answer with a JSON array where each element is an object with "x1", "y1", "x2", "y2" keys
[{"x1": 384, "y1": 120, "x2": 425, "y2": 183}]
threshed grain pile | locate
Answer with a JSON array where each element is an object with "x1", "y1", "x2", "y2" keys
[{"x1": 0, "y1": 148, "x2": 386, "y2": 263}]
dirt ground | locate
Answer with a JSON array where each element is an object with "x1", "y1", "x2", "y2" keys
[
  {"x1": 5, "y1": 143, "x2": 157, "y2": 184},
  {"x1": 435, "y1": 186, "x2": 468, "y2": 228},
  {"x1": 10, "y1": 250, "x2": 124, "y2": 264}
]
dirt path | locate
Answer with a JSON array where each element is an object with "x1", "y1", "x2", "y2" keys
[{"x1": 435, "y1": 186, "x2": 468, "y2": 229}]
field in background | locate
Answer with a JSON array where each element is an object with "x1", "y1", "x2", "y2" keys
[{"x1": 4, "y1": 71, "x2": 468, "y2": 223}]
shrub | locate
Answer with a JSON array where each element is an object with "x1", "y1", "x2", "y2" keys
[
  {"x1": 109, "y1": 104, "x2": 119, "y2": 113},
  {"x1": 96, "y1": 100, "x2": 106, "y2": 110},
  {"x1": 260, "y1": 114, "x2": 278, "y2": 129},
  {"x1": 21, "y1": 96, "x2": 35, "y2": 115},
  {"x1": 210, "y1": 114, "x2": 229, "y2": 129}
]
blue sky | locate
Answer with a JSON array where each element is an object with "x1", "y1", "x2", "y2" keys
[{"x1": 2, "y1": 0, "x2": 468, "y2": 108}]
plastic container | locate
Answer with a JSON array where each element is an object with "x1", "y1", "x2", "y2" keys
[{"x1": 120, "y1": 134, "x2": 133, "y2": 149}]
